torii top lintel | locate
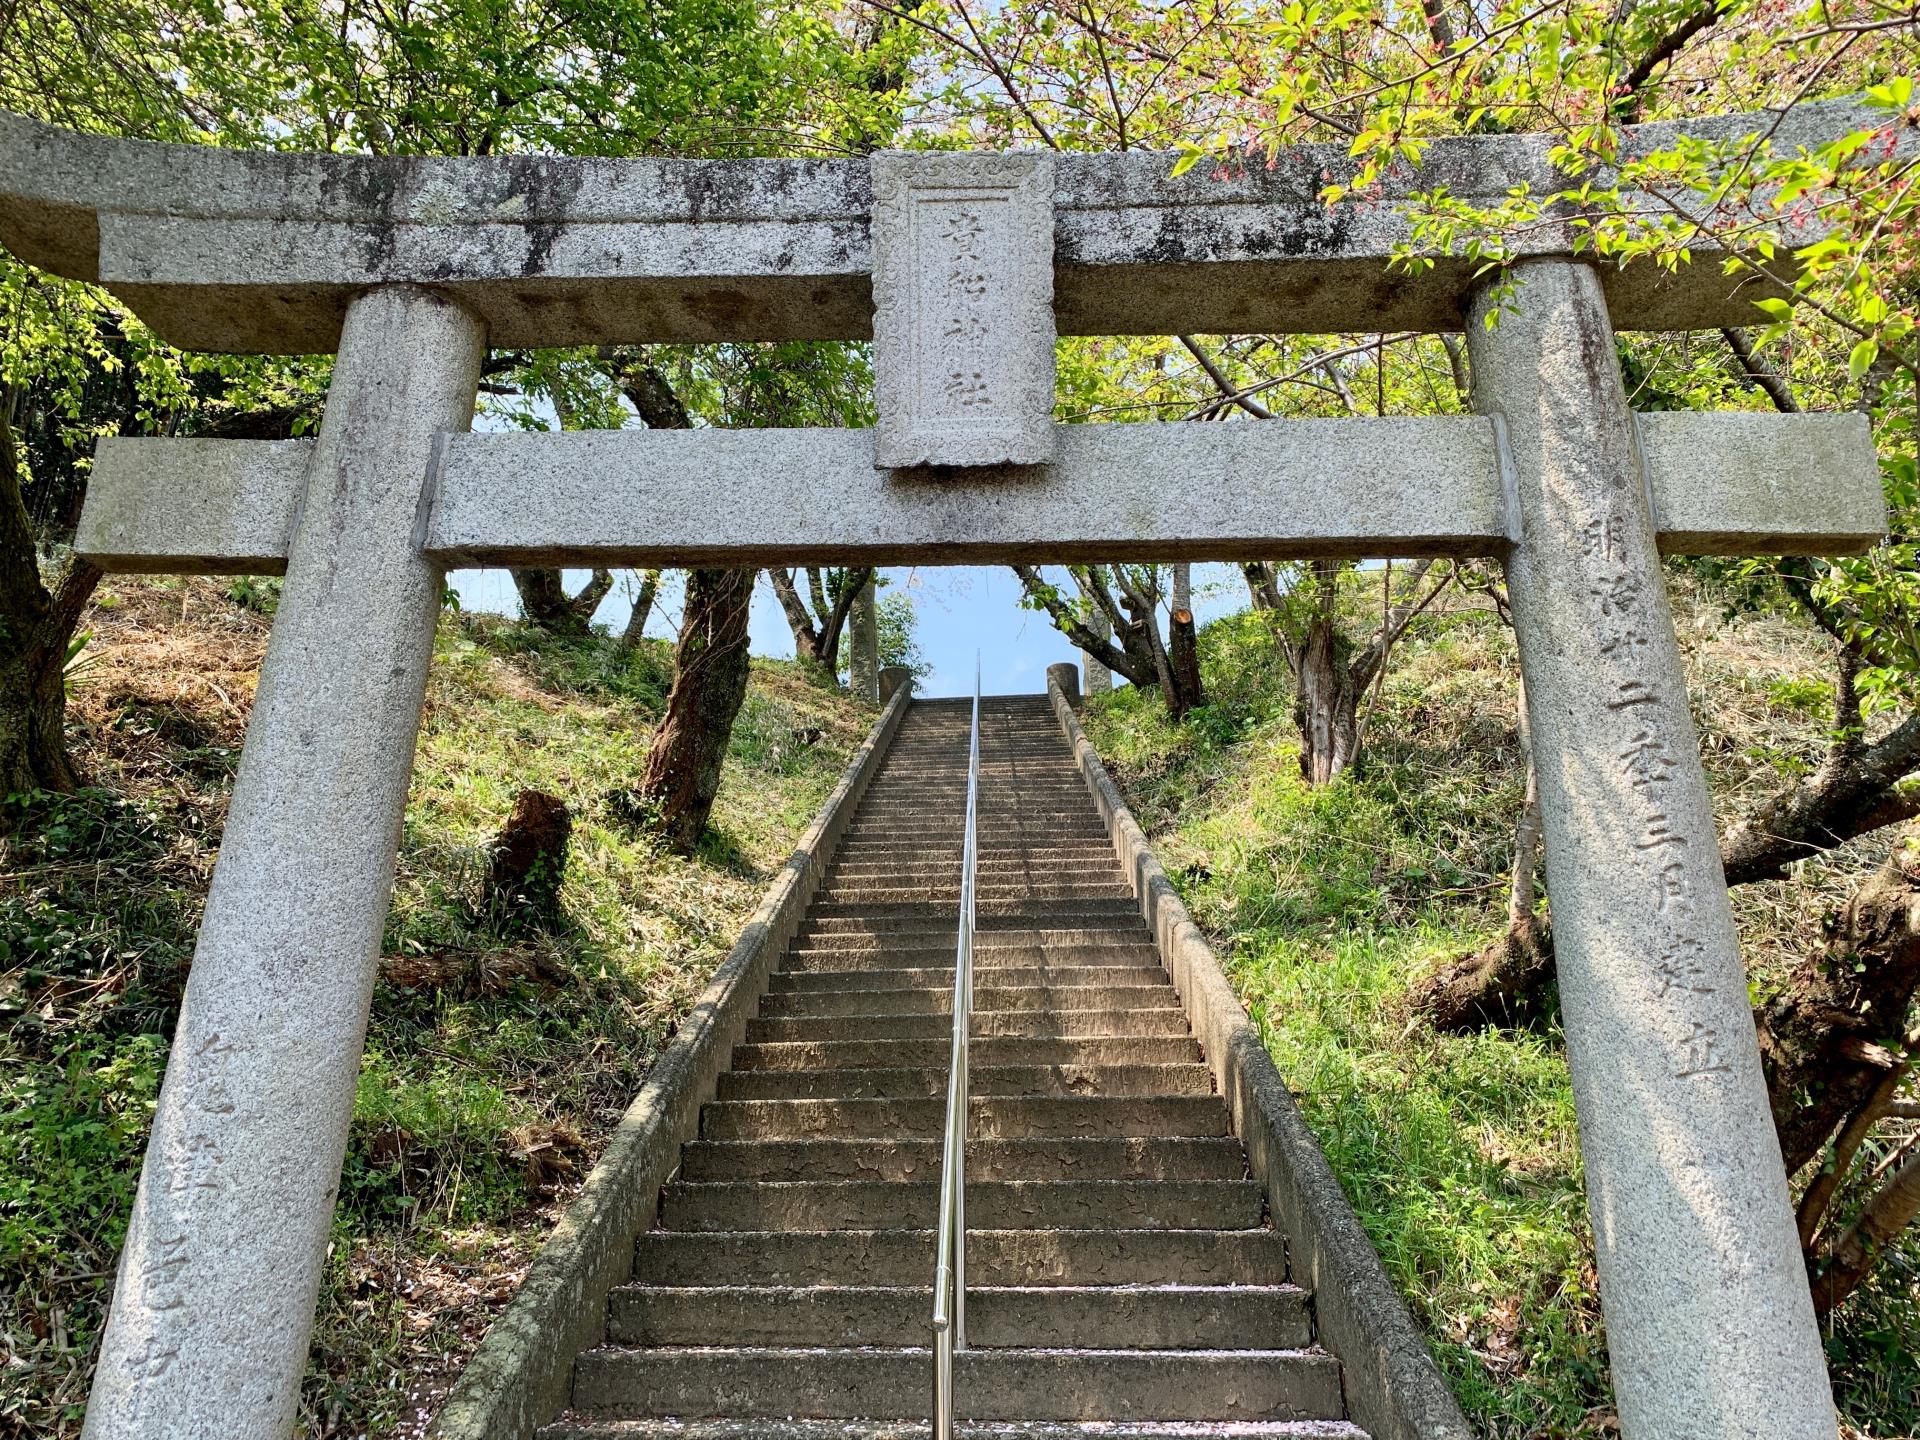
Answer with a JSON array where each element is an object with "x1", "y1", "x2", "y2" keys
[{"x1": 0, "y1": 100, "x2": 1892, "y2": 355}]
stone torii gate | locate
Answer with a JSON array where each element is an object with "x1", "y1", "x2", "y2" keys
[{"x1": 0, "y1": 101, "x2": 1899, "y2": 1440}]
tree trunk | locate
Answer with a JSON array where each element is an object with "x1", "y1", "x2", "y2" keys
[
  {"x1": 1760, "y1": 834, "x2": 1920, "y2": 1176},
  {"x1": 1295, "y1": 614, "x2": 1358, "y2": 784},
  {"x1": 1242, "y1": 561, "x2": 1283, "y2": 611},
  {"x1": 1405, "y1": 918, "x2": 1558, "y2": 1030},
  {"x1": 1507, "y1": 761, "x2": 1544, "y2": 930},
  {"x1": 1409, "y1": 684, "x2": 1552, "y2": 1030},
  {"x1": 848, "y1": 575, "x2": 879, "y2": 702},
  {"x1": 813, "y1": 567, "x2": 871, "y2": 678},
  {"x1": 1169, "y1": 608, "x2": 1204, "y2": 718},
  {"x1": 0, "y1": 405, "x2": 99, "y2": 816},
  {"x1": 1009, "y1": 564, "x2": 1157, "y2": 693},
  {"x1": 1165, "y1": 564, "x2": 1205, "y2": 719},
  {"x1": 1425, "y1": 645, "x2": 1920, "y2": 1033},
  {"x1": 766, "y1": 567, "x2": 872, "y2": 682},
  {"x1": 634, "y1": 566, "x2": 757, "y2": 854},
  {"x1": 767, "y1": 568, "x2": 828, "y2": 666},
  {"x1": 1816, "y1": 1144, "x2": 1920, "y2": 1315},
  {"x1": 618, "y1": 568, "x2": 662, "y2": 650},
  {"x1": 511, "y1": 567, "x2": 613, "y2": 637},
  {"x1": 1722, "y1": 704, "x2": 1920, "y2": 884},
  {"x1": 1083, "y1": 607, "x2": 1114, "y2": 694}
]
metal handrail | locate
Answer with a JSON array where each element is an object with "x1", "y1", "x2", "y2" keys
[{"x1": 931, "y1": 657, "x2": 982, "y2": 1440}]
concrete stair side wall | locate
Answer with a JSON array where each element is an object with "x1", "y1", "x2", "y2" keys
[
  {"x1": 1044, "y1": 673, "x2": 1479, "y2": 1440},
  {"x1": 428, "y1": 684, "x2": 915, "y2": 1440}
]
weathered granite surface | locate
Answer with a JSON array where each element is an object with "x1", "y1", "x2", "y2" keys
[
  {"x1": 81, "y1": 287, "x2": 486, "y2": 1440},
  {"x1": 1, "y1": 99, "x2": 1905, "y2": 350},
  {"x1": 1046, "y1": 662, "x2": 1080, "y2": 704},
  {"x1": 75, "y1": 413, "x2": 1884, "y2": 573},
  {"x1": 1471, "y1": 260, "x2": 1836, "y2": 1440},
  {"x1": 78, "y1": 436, "x2": 309, "y2": 574},
  {"x1": 870, "y1": 152, "x2": 1055, "y2": 467}
]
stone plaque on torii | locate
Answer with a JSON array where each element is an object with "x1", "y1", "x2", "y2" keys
[{"x1": 0, "y1": 99, "x2": 1902, "y2": 1440}]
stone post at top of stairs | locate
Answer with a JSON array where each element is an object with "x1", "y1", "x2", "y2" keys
[
  {"x1": 82, "y1": 286, "x2": 487, "y2": 1440},
  {"x1": 1468, "y1": 258, "x2": 1836, "y2": 1440},
  {"x1": 879, "y1": 666, "x2": 914, "y2": 703},
  {"x1": 1047, "y1": 663, "x2": 1081, "y2": 705}
]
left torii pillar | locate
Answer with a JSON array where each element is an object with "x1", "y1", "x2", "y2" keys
[{"x1": 84, "y1": 287, "x2": 486, "y2": 1439}]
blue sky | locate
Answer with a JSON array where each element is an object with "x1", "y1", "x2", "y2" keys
[{"x1": 450, "y1": 563, "x2": 1251, "y2": 700}]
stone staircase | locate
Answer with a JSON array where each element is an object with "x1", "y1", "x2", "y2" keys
[{"x1": 543, "y1": 695, "x2": 1367, "y2": 1439}]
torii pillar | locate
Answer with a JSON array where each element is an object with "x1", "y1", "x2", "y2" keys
[
  {"x1": 83, "y1": 287, "x2": 486, "y2": 1438},
  {"x1": 1471, "y1": 260, "x2": 1835, "y2": 1440}
]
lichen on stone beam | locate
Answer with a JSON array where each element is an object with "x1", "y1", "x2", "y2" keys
[{"x1": 0, "y1": 98, "x2": 1904, "y2": 353}]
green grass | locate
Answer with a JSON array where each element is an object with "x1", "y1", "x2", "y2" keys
[
  {"x1": 1084, "y1": 596, "x2": 1919, "y2": 1439},
  {"x1": 1, "y1": 577, "x2": 874, "y2": 1438}
]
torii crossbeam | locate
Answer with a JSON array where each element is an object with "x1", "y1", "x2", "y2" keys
[{"x1": 1, "y1": 100, "x2": 1902, "y2": 1440}]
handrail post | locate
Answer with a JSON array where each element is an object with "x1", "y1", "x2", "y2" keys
[{"x1": 932, "y1": 657, "x2": 982, "y2": 1440}]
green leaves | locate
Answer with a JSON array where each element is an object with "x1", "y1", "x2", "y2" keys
[{"x1": 1864, "y1": 77, "x2": 1914, "y2": 112}]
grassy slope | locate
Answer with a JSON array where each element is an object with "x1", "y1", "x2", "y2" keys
[
  {"x1": 0, "y1": 575, "x2": 874, "y2": 1439},
  {"x1": 1082, "y1": 580, "x2": 1919, "y2": 1440}
]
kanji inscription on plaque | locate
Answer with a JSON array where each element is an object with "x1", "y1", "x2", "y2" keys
[{"x1": 869, "y1": 151, "x2": 1056, "y2": 468}]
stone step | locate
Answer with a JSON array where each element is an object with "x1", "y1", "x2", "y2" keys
[
  {"x1": 757, "y1": 983, "x2": 1177, "y2": 1019},
  {"x1": 659, "y1": 1178, "x2": 1263, "y2": 1231},
  {"x1": 844, "y1": 831, "x2": 1099, "y2": 841},
  {"x1": 844, "y1": 811, "x2": 1106, "y2": 825},
  {"x1": 606, "y1": 1282, "x2": 1310, "y2": 1349},
  {"x1": 832, "y1": 840, "x2": 1110, "y2": 857},
  {"x1": 785, "y1": 938, "x2": 1150, "y2": 961},
  {"x1": 835, "y1": 830, "x2": 1112, "y2": 843},
  {"x1": 861, "y1": 748, "x2": 1073, "y2": 756},
  {"x1": 544, "y1": 1417, "x2": 1367, "y2": 1440},
  {"x1": 834, "y1": 823, "x2": 1101, "y2": 834},
  {"x1": 815, "y1": 884, "x2": 1132, "y2": 904},
  {"x1": 837, "y1": 844, "x2": 1113, "y2": 856},
  {"x1": 699, "y1": 1094, "x2": 1228, "y2": 1141},
  {"x1": 809, "y1": 905, "x2": 1137, "y2": 923},
  {"x1": 856, "y1": 809, "x2": 1091, "y2": 818},
  {"x1": 793, "y1": 926, "x2": 1149, "y2": 950},
  {"x1": 569, "y1": 1345, "x2": 1346, "y2": 1422},
  {"x1": 824, "y1": 864, "x2": 1119, "y2": 883},
  {"x1": 837, "y1": 833, "x2": 1121, "y2": 844},
  {"x1": 827, "y1": 850, "x2": 1119, "y2": 867},
  {"x1": 781, "y1": 942, "x2": 1160, "y2": 970},
  {"x1": 728, "y1": 1035, "x2": 1205, "y2": 1071},
  {"x1": 852, "y1": 812, "x2": 1094, "y2": 825},
  {"x1": 633, "y1": 1226, "x2": 1288, "y2": 1287},
  {"x1": 863, "y1": 778, "x2": 1089, "y2": 789},
  {"x1": 788, "y1": 929, "x2": 1151, "y2": 953},
  {"x1": 767, "y1": 964, "x2": 1169, "y2": 992},
  {"x1": 743, "y1": 1008, "x2": 1191, "y2": 1045},
  {"x1": 713, "y1": 1062, "x2": 1212, "y2": 1101},
  {"x1": 801, "y1": 905, "x2": 1139, "y2": 931},
  {"x1": 678, "y1": 1135, "x2": 1245, "y2": 1181}
]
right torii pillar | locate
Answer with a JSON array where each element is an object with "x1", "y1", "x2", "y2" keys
[{"x1": 1471, "y1": 259, "x2": 1835, "y2": 1439}]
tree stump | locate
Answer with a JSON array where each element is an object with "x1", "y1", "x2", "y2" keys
[{"x1": 487, "y1": 788, "x2": 572, "y2": 928}]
